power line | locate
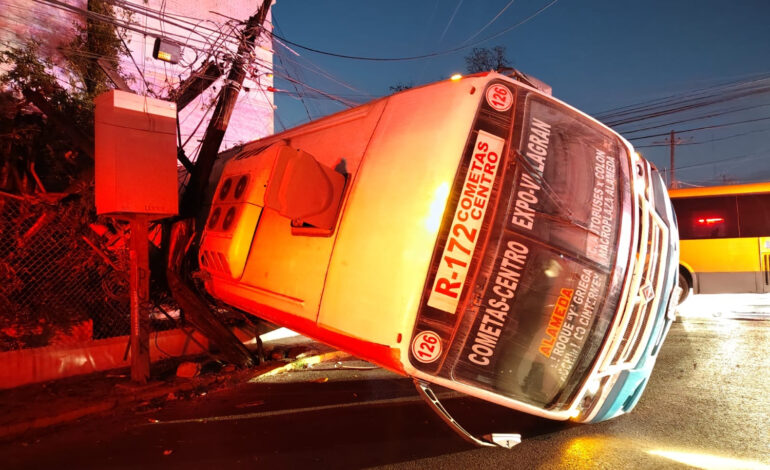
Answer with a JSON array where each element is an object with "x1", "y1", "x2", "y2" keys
[
  {"x1": 265, "y1": 0, "x2": 559, "y2": 62},
  {"x1": 634, "y1": 127, "x2": 770, "y2": 149},
  {"x1": 460, "y1": 0, "x2": 517, "y2": 45},
  {"x1": 602, "y1": 80, "x2": 770, "y2": 127},
  {"x1": 674, "y1": 148, "x2": 770, "y2": 172},
  {"x1": 438, "y1": 0, "x2": 466, "y2": 44},
  {"x1": 620, "y1": 102, "x2": 770, "y2": 135},
  {"x1": 626, "y1": 115, "x2": 770, "y2": 141},
  {"x1": 595, "y1": 73, "x2": 770, "y2": 122}
]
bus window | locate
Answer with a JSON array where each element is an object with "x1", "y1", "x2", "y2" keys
[
  {"x1": 672, "y1": 196, "x2": 738, "y2": 239},
  {"x1": 737, "y1": 194, "x2": 770, "y2": 237},
  {"x1": 509, "y1": 96, "x2": 623, "y2": 269},
  {"x1": 453, "y1": 239, "x2": 612, "y2": 408}
]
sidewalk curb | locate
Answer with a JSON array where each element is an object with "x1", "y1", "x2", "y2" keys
[
  {"x1": 0, "y1": 349, "x2": 346, "y2": 441},
  {"x1": 250, "y1": 351, "x2": 353, "y2": 380},
  {"x1": 0, "y1": 401, "x2": 118, "y2": 440},
  {"x1": 0, "y1": 363, "x2": 279, "y2": 441}
]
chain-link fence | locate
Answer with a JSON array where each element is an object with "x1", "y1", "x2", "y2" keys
[{"x1": 0, "y1": 192, "x2": 134, "y2": 351}]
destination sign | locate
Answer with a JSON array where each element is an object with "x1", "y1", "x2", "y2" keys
[{"x1": 427, "y1": 130, "x2": 505, "y2": 314}]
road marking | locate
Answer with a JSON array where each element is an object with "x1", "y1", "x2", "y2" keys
[{"x1": 144, "y1": 392, "x2": 462, "y2": 426}]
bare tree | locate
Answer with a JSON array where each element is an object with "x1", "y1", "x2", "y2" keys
[
  {"x1": 464, "y1": 46, "x2": 512, "y2": 73},
  {"x1": 388, "y1": 82, "x2": 413, "y2": 93}
]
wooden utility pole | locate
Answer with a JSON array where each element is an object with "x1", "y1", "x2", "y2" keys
[
  {"x1": 181, "y1": 1, "x2": 272, "y2": 217},
  {"x1": 171, "y1": 61, "x2": 223, "y2": 111},
  {"x1": 653, "y1": 130, "x2": 691, "y2": 189},
  {"x1": 164, "y1": 3, "x2": 271, "y2": 368},
  {"x1": 669, "y1": 130, "x2": 676, "y2": 189}
]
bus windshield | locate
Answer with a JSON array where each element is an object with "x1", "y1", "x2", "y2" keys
[
  {"x1": 412, "y1": 90, "x2": 630, "y2": 410},
  {"x1": 452, "y1": 95, "x2": 627, "y2": 408}
]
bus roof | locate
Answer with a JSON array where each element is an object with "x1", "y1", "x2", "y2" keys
[{"x1": 668, "y1": 181, "x2": 770, "y2": 199}]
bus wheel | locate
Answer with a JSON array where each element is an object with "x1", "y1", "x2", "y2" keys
[{"x1": 677, "y1": 271, "x2": 691, "y2": 304}]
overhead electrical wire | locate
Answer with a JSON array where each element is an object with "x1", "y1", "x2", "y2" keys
[
  {"x1": 12, "y1": 0, "x2": 407, "y2": 116},
  {"x1": 673, "y1": 148, "x2": 770, "y2": 173},
  {"x1": 264, "y1": 0, "x2": 560, "y2": 62},
  {"x1": 6, "y1": 0, "x2": 382, "y2": 145},
  {"x1": 594, "y1": 72, "x2": 770, "y2": 119},
  {"x1": 272, "y1": 43, "x2": 374, "y2": 99},
  {"x1": 29, "y1": 0, "x2": 242, "y2": 63},
  {"x1": 634, "y1": 127, "x2": 770, "y2": 149},
  {"x1": 438, "y1": 0, "x2": 465, "y2": 44},
  {"x1": 601, "y1": 81, "x2": 770, "y2": 127},
  {"x1": 626, "y1": 115, "x2": 770, "y2": 141},
  {"x1": 619, "y1": 101, "x2": 770, "y2": 135},
  {"x1": 595, "y1": 75, "x2": 770, "y2": 124},
  {"x1": 460, "y1": 0, "x2": 517, "y2": 45}
]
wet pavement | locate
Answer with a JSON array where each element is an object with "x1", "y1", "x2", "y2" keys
[{"x1": 2, "y1": 295, "x2": 770, "y2": 469}]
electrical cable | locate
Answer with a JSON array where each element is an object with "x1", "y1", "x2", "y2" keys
[
  {"x1": 626, "y1": 115, "x2": 770, "y2": 141},
  {"x1": 593, "y1": 77, "x2": 770, "y2": 125},
  {"x1": 620, "y1": 102, "x2": 770, "y2": 135},
  {"x1": 595, "y1": 73, "x2": 770, "y2": 120},
  {"x1": 674, "y1": 149, "x2": 770, "y2": 172},
  {"x1": 265, "y1": 0, "x2": 559, "y2": 62},
  {"x1": 634, "y1": 127, "x2": 770, "y2": 149},
  {"x1": 438, "y1": 0, "x2": 465, "y2": 44},
  {"x1": 460, "y1": 0, "x2": 517, "y2": 45}
]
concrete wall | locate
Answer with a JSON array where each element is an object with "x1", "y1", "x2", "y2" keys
[
  {"x1": 0, "y1": 327, "x2": 261, "y2": 389},
  {"x1": 0, "y1": 329, "x2": 208, "y2": 389}
]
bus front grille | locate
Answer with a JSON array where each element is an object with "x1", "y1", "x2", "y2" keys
[{"x1": 609, "y1": 192, "x2": 669, "y2": 368}]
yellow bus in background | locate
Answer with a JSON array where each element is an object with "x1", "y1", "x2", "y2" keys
[{"x1": 669, "y1": 182, "x2": 770, "y2": 302}]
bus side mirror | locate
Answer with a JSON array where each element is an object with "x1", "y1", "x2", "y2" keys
[{"x1": 265, "y1": 146, "x2": 346, "y2": 232}]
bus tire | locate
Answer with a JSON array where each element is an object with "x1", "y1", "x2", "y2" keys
[{"x1": 677, "y1": 270, "x2": 691, "y2": 304}]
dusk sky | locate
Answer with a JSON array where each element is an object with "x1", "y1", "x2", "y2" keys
[{"x1": 270, "y1": 0, "x2": 770, "y2": 186}]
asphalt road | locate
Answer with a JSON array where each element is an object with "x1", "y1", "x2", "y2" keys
[{"x1": 3, "y1": 295, "x2": 770, "y2": 469}]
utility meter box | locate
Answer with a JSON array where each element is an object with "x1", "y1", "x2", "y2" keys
[{"x1": 94, "y1": 90, "x2": 178, "y2": 218}]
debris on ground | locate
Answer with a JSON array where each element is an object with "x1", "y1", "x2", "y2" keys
[
  {"x1": 287, "y1": 346, "x2": 318, "y2": 359},
  {"x1": 269, "y1": 349, "x2": 286, "y2": 361},
  {"x1": 176, "y1": 362, "x2": 201, "y2": 378}
]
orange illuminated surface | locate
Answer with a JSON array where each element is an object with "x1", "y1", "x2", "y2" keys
[
  {"x1": 94, "y1": 90, "x2": 178, "y2": 218},
  {"x1": 200, "y1": 76, "x2": 483, "y2": 372},
  {"x1": 197, "y1": 72, "x2": 673, "y2": 434}
]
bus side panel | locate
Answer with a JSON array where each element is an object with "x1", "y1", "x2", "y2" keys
[
  {"x1": 318, "y1": 78, "x2": 486, "y2": 347},
  {"x1": 213, "y1": 100, "x2": 389, "y2": 322},
  {"x1": 681, "y1": 238, "x2": 761, "y2": 293},
  {"x1": 206, "y1": 281, "x2": 406, "y2": 374}
]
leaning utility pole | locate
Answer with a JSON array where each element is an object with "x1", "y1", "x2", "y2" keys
[
  {"x1": 165, "y1": 2, "x2": 271, "y2": 368},
  {"x1": 181, "y1": 0, "x2": 272, "y2": 217}
]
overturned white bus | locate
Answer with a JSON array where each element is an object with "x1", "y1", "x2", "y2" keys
[{"x1": 198, "y1": 72, "x2": 680, "y2": 447}]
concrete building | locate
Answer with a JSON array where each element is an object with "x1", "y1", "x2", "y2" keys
[{"x1": 0, "y1": 0, "x2": 274, "y2": 156}]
